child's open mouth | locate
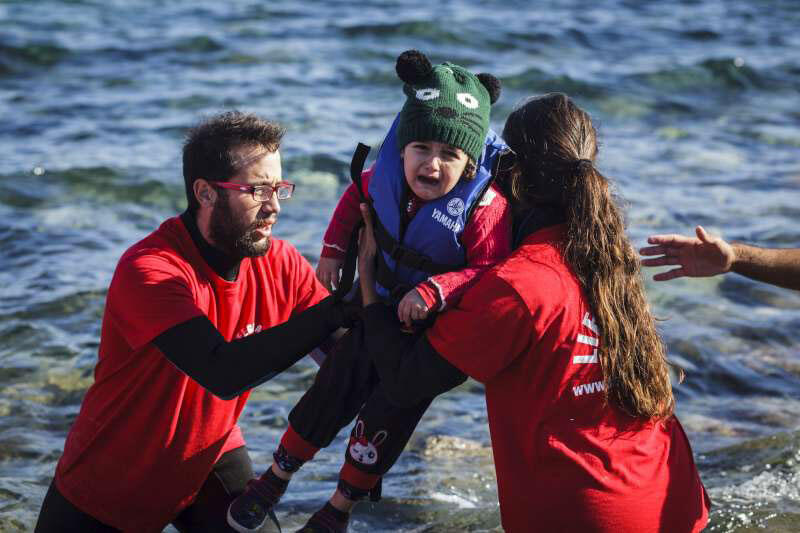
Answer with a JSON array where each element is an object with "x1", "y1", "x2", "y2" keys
[{"x1": 416, "y1": 175, "x2": 438, "y2": 186}]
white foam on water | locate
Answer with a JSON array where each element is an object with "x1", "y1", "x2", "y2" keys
[
  {"x1": 429, "y1": 491, "x2": 478, "y2": 509},
  {"x1": 292, "y1": 171, "x2": 342, "y2": 199},
  {"x1": 295, "y1": 171, "x2": 339, "y2": 187},
  {"x1": 677, "y1": 144, "x2": 746, "y2": 171},
  {"x1": 713, "y1": 469, "x2": 800, "y2": 507},
  {"x1": 35, "y1": 204, "x2": 110, "y2": 230}
]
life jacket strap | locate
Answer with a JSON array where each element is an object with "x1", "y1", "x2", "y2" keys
[
  {"x1": 334, "y1": 143, "x2": 372, "y2": 300},
  {"x1": 341, "y1": 141, "x2": 466, "y2": 300},
  {"x1": 350, "y1": 142, "x2": 371, "y2": 202},
  {"x1": 333, "y1": 218, "x2": 363, "y2": 301},
  {"x1": 371, "y1": 212, "x2": 457, "y2": 275}
]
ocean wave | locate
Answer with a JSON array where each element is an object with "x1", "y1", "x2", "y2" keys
[
  {"x1": 338, "y1": 20, "x2": 474, "y2": 45},
  {"x1": 630, "y1": 57, "x2": 765, "y2": 92},
  {"x1": 3, "y1": 289, "x2": 105, "y2": 323},
  {"x1": 47, "y1": 167, "x2": 181, "y2": 207},
  {"x1": 678, "y1": 29, "x2": 721, "y2": 42},
  {"x1": 73, "y1": 35, "x2": 227, "y2": 66},
  {"x1": 502, "y1": 67, "x2": 608, "y2": 99},
  {"x1": 701, "y1": 430, "x2": 800, "y2": 531},
  {"x1": 0, "y1": 40, "x2": 69, "y2": 72}
]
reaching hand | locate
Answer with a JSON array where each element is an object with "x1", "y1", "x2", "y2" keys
[
  {"x1": 397, "y1": 289, "x2": 430, "y2": 328},
  {"x1": 358, "y1": 203, "x2": 379, "y2": 306},
  {"x1": 316, "y1": 257, "x2": 344, "y2": 292},
  {"x1": 639, "y1": 226, "x2": 735, "y2": 281}
]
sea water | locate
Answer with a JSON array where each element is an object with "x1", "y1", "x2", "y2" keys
[{"x1": 1, "y1": 1, "x2": 799, "y2": 530}]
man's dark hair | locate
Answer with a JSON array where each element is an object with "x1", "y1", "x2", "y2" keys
[{"x1": 182, "y1": 111, "x2": 285, "y2": 213}]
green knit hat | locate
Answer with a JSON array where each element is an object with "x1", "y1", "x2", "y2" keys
[{"x1": 395, "y1": 50, "x2": 501, "y2": 163}]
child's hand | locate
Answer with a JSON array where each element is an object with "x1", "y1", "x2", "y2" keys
[
  {"x1": 316, "y1": 257, "x2": 344, "y2": 292},
  {"x1": 397, "y1": 289, "x2": 430, "y2": 328}
]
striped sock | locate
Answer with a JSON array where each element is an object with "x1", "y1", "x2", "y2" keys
[
  {"x1": 249, "y1": 467, "x2": 288, "y2": 507},
  {"x1": 305, "y1": 502, "x2": 350, "y2": 532}
]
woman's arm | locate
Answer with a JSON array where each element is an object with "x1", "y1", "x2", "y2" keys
[
  {"x1": 416, "y1": 185, "x2": 512, "y2": 310},
  {"x1": 359, "y1": 273, "x2": 532, "y2": 406},
  {"x1": 361, "y1": 302, "x2": 467, "y2": 407}
]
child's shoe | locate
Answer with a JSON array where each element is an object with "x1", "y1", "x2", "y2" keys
[{"x1": 227, "y1": 468, "x2": 288, "y2": 532}]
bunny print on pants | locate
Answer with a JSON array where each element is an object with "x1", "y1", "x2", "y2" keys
[{"x1": 348, "y1": 420, "x2": 388, "y2": 465}]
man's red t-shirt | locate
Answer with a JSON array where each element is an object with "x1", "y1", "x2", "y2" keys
[
  {"x1": 427, "y1": 225, "x2": 710, "y2": 533},
  {"x1": 54, "y1": 216, "x2": 328, "y2": 532}
]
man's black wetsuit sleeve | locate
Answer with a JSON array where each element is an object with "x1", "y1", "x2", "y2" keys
[
  {"x1": 152, "y1": 295, "x2": 357, "y2": 400},
  {"x1": 361, "y1": 302, "x2": 467, "y2": 408}
]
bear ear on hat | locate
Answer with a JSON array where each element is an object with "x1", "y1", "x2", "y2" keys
[
  {"x1": 396, "y1": 50, "x2": 433, "y2": 84},
  {"x1": 476, "y1": 73, "x2": 501, "y2": 105}
]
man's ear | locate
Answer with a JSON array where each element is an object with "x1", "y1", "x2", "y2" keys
[{"x1": 194, "y1": 179, "x2": 215, "y2": 206}]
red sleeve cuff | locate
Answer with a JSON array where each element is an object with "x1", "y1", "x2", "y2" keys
[
  {"x1": 415, "y1": 281, "x2": 441, "y2": 311},
  {"x1": 320, "y1": 243, "x2": 346, "y2": 260}
]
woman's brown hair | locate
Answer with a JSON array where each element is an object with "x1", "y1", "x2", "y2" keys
[{"x1": 502, "y1": 93, "x2": 677, "y2": 420}]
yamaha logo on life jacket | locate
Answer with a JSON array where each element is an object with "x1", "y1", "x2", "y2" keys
[
  {"x1": 432, "y1": 206, "x2": 462, "y2": 232},
  {"x1": 367, "y1": 114, "x2": 508, "y2": 297},
  {"x1": 447, "y1": 197, "x2": 465, "y2": 217}
]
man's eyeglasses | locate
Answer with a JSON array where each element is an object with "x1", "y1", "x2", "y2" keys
[{"x1": 211, "y1": 181, "x2": 295, "y2": 202}]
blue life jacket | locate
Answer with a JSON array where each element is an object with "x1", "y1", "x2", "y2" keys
[{"x1": 366, "y1": 114, "x2": 508, "y2": 298}]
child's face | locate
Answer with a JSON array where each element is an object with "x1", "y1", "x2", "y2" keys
[{"x1": 402, "y1": 141, "x2": 469, "y2": 201}]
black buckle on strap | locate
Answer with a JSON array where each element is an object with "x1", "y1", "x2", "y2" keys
[{"x1": 394, "y1": 246, "x2": 430, "y2": 272}]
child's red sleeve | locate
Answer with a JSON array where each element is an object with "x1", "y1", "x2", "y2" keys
[
  {"x1": 415, "y1": 185, "x2": 512, "y2": 310},
  {"x1": 320, "y1": 168, "x2": 373, "y2": 260}
]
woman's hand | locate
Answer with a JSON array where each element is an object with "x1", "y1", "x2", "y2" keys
[
  {"x1": 358, "y1": 203, "x2": 379, "y2": 306},
  {"x1": 397, "y1": 289, "x2": 430, "y2": 328},
  {"x1": 316, "y1": 257, "x2": 344, "y2": 292}
]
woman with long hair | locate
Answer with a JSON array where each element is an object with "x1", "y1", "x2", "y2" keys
[{"x1": 356, "y1": 93, "x2": 710, "y2": 532}]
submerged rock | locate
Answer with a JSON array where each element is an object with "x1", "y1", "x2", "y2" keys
[{"x1": 422, "y1": 435, "x2": 493, "y2": 459}]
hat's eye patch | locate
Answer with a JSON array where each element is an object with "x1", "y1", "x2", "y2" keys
[
  {"x1": 457, "y1": 92, "x2": 479, "y2": 109},
  {"x1": 415, "y1": 88, "x2": 440, "y2": 101}
]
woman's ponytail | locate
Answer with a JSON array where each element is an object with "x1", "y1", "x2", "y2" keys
[{"x1": 504, "y1": 94, "x2": 676, "y2": 420}]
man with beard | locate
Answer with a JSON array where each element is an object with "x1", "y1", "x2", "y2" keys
[{"x1": 35, "y1": 111, "x2": 357, "y2": 532}]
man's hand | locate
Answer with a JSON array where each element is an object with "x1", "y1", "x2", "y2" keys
[
  {"x1": 397, "y1": 289, "x2": 430, "y2": 328},
  {"x1": 358, "y1": 203, "x2": 380, "y2": 306},
  {"x1": 316, "y1": 257, "x2": 344, "y2": 292},
  {"x1": 639, "y1": 226, "x2": 735, "y2": 281}
]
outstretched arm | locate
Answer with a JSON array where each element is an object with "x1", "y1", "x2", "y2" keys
[
  {"x1": 153, "y1": 296, "x2": 360, "y2": 400},
  {"x1": 640, "y1": 225, "x2": 800, "y2": 290},
  {"x1": 728, "y1": 243, "x2": 800, "y2": 290}
]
